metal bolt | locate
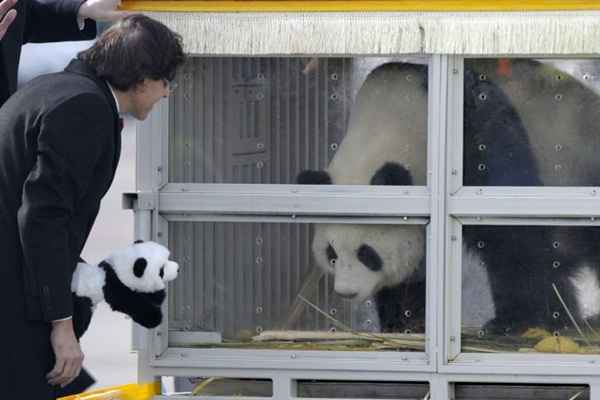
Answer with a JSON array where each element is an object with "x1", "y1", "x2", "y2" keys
[
  {"x1": 451, "y1": 169, "x2": 458, "y2": 176},
  {"x1": 257, "y1": 143, "x2": 265, "y2": 150}
]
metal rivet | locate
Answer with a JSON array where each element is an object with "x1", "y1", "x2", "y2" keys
[
  {"x1": 479, "y1": 74, "x2": 487, "y2": 81},
  {"x1": 257, "y1": 73, "x2": 265, "y2": 80},
  {"x1": 477, "y1": 241, "x2": 485, "y2": 249},
  {"x1": 554, "y1": 93, "x2": 563, "y2": 101},
  {"x1": 583, "y1": 74, "x2": 591, "y2": 81},
  {"x1": 256, "y1": 256, "x2": 263, "y2": 264},
  {"x1": 365, "y1": 319, "x2": 372, "y2": 326},
  {"x1": 554, "y1": 144, "x2": 563, "y2": 152},
  {"x1": 404, "y1": 310, "x2": 412, "y2": 318},
  {"x1": 478, "y1": 163, "x2": 487, "y2": 171},
  {"x1": 406, "y1": 74, "x2": 413, "y2": 82},
  {"x1": 553, "y1": 311, "x2": 560, "y2": 319},
  {"x1": 330, "y1": 73, "x2": 339, "y2": 81},
  {"x1": 256, "y1": 306, "x2": 263, "y2": 314},
  {"x1": 553, "y1": 241, "x2": 560, "y2": 248},
  {"x1": 329, "y1": 259, "x2": 336, "y2": 266},
  {"x1": 330, "y1": 308, "x2": 337, "y2": 315},
  {"x1": 256, "y1": 326, "x2": 263, "y2": 333},
  {"x1": 553, "y1": 331, "x2": 560, "y2": 337},
  {"x1": 556, "y1": 74, "x2": 564, "y2": 81},
  {"x1": 330, "y1": 143, "x2": 338, "y2": 151},
  {"x1": 330, "y1": 93, "x2": 339, "y2": 101},
  {"x1": 256, "y1": 92, "x2": 264, "y2": 101},
  {"x1": 291, "y1": 353, "x2": 297, "y2": 359},
  {"x1": 478, "y1": 330, "x2": 485, "y2": 337},
  {"x1": 256, "y1": 237, "x2": 263, "y2": 246},
  {"x1": 554, "y1": 164, "x2": 562, "y2": 171},
  {"x1": 329, "y1": 327, "x2": 336, "y2": 333},
  {"x1": 404, "y1": 329, "x2": 412, "y2": 334},
  {"x1": 365, "y1": 300, "x2": 372, "y2": 307},
  {"x1": 478, "y1": 144, "x2": 487, "y2": 151},
  {"x1": 553, "y1": 260, "x2": 561, "y2": 269},
  {"x1": 256, "y1": 161, "x2": 264, "y2": 169},
  {"x1": 257, "y1": 143, "x2": 265, "y2": 150},
  {"x1": 478, "y1": 93, "x2": 487, "y2": 101},
  {"x1": 451, "y1": 169, "x2": 458, "y2": 176}
]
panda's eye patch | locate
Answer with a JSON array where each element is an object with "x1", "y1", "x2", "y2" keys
[
  {"x1": 159, "y1": 266, "x2": 165, "y2": 279},
  {"x1": 326, "y1": 244, "x2": 338, "y2": 264},
  {"x1": 133, "y1": 258, "x2": 148, "y2": 278},
  {"x1": 357, "y1": 244, "x2": 383, "y2": 272}
]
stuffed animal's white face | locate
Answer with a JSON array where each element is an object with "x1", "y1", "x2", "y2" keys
[
  {"x1": 105, "y1": 241, "x2": 179, "y2": 293},
  {"x1": 312, "y1": 224, "x2": 424, "y2": 302}
]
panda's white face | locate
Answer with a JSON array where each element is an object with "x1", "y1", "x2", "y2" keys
[
  {"x1": 105, "y1": 241, "x2": 180, "y2": 293},
  {"x1": 312, "y1": 224, "x2": 424, "y2": 302}
]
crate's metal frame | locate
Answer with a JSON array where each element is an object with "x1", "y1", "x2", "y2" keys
[{"x1": 128, "y1": 54, "x2": 600, "y2": 399}]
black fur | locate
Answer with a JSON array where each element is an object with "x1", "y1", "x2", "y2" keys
[
  {"x1": 133, "y1": 258, "x2": 147, "y2": 278},
  {"x1": 299, "y1": 61, "x2": 600, "y2": 335},
  {"x1": 134, "y1": 239, "x2": 144, "y2": 244},
  {"x1": 370, "y1": 162, "x2": 413, "y2": 186},
  {"x1": 357, "y1": 244, "x2": 383, "y2": 272},
  {"x1": 99, "y1": 261, "x2": 165, "y2": 328},
  {"x1": 72, "y1": 294, "x2": 93, "y2": 339},
  {"x1": 297, "y1": 170, "x2": 332, "y2": 185}
]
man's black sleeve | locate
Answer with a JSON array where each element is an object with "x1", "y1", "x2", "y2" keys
[{"x1": 24, "y1": 0, "x2": 96, "y2": 43}]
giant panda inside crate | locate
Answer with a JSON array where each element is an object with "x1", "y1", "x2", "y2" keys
[{"x1": 166, "y1": 57, "x2": 600, "y2": 353}]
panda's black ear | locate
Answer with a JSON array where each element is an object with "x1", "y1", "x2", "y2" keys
[
  {"x1": 133, "y1": 258, "x2": 148, "y2": 278},
  {"x1": 297, "y1": 170, "x2": 332, "y2": 185},
  {"x1": 134, "y1": 239, "x2": 144, "y2": 244},
  {"x1": 370, "y1": 162, "x2": 413, "y2": 186}
]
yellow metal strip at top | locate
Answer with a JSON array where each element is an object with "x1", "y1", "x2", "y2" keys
[{"x1": 121, "y1": 0, "x2": 600, "y2": 12}]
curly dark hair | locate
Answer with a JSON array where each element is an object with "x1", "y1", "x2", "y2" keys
[{"x1": 78, "y1": 14, "x2": 185, "y2": 91}]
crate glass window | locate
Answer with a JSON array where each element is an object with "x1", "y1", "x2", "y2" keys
[
  {"x1": 461, "y1": 225, "x2": 600, "y2": 354},
  {"x1": 167, "y1": 221, "x2": 427, "y2": 351},
  {"x1": 168, "y1": 57, "x2": 429, "y2": 186},
  {"x1": 463, "y1": 59, "x2": 600, "y2": 186}
]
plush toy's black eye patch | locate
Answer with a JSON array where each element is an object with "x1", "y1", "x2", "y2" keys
[
  {"x1": 357, "y1": 244, "x2": 383, "y2": 272},
  {"x1": 326, "y1": 244, "x2": 338, "y2": 264},
  {"x1": 133, "y1": 258, "x2": 148, "y2": 278},
  {"x1": 159, "y1": 266, "x2": 164, "y2": 279}
]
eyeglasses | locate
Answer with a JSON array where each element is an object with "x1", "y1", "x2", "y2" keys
[{"x1": 162, "y1": 79, "x2": 178, "y2": 92}]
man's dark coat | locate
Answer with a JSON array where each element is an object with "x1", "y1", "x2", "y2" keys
[
  {"x1": 0, "y1": 0, "x2": 96, "y2": 105},
  {"x1": 0, "y1": 59, "x2": 121, "y2": 399}
]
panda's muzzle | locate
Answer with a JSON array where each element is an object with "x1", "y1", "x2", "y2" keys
[{"x1": 335, "y1": 291, "x2": 359, "y2": 300}]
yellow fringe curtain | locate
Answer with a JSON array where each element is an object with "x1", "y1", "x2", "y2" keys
[{"x1": 120, "y1": 1, "x2": 600, "y2": 12}]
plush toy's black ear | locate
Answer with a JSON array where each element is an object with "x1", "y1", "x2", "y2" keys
[
  {"x1": 297, "y1": 170, "x2": 332, "y2": 185},
  {"x1": 370, "y1": 162, "x2": 413, "y2": 186},
  {"x1": 133, "y1": 258, "x2": 148, "y2": 278},
  {"x1": 134, "y1": 239, "x2": 144, "y2": 244}
]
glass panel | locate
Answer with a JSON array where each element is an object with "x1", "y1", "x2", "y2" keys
[
  {"x1": 463, "y1": 58, "x2": 600, "y2": 186},
  {"x1": 169, "y1": 377, "x2": 273, "y2": 397},
  {"x1": 297, "y1": 381, "x2": 430, "y2": 399},
  {"x1": 455, "y1": 383, "x2": 589, "y2": 400},
  {"x1": 168, "y1": 221, "x2": 427, "y2": 351},
  {"x1": 168, "y1": 57, "x2": 428, "y2": 185},
  {"x1": 461, "y1": 225, "x2": 600, "y2": 354}
]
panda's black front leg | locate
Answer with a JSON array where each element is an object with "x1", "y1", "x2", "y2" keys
[{"x1": 72, "y1": 293, "x2": 93, "y2": 339}]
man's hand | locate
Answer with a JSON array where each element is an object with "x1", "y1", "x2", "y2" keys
[
  {"x1": 0, "y1": 0, "x2": 17, "y2": 41},
  {"x1": 47, "y1": 319, "x2": 84, "y2": 388},
  {"x1": 78, "y1": 0, "x2": 128, "y2": 23}
]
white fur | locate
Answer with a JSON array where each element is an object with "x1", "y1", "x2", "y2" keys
[
  {"x1": 106, "y1": 241, "x2": 179, "y2": 293},
  {"x1": 71, "y1": 241, "x2": 180, "y2": 305},
  {"x1": 72, "y1": 262, "x2": 106, "y2": 306},
  {"x1": 313, "y1": 224, "x2": 424, "y2": 303},
  {"x1": 327, "y1": 63, "x2": 428, "y2": 185},
  {"x1": 570, "y1": 265, "x2": 600, "y2": 320}
]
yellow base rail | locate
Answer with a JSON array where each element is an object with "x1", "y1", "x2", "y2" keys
[{"x1": 58, "y1": 383, "x2": 159, "y2": 400}]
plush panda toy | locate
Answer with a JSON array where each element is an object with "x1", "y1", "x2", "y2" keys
[
  {"x1": 70, "y1": 239, "x2": 180, "y2": 339},
  {"x1": 299, "y1": 61, "x2": 600, "y2": 336}
]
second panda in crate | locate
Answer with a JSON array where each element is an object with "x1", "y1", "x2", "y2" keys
[{"x1": 298, "y1": 61, "x2": 600, "y2": 336}]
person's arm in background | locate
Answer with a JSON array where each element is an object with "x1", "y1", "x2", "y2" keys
[
  {"x1": 24, "y1": 0, "x2": 127, "y2": 44},
  {"x1": 0, "y1": 0, "x2": 17, "y2": 40}
]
